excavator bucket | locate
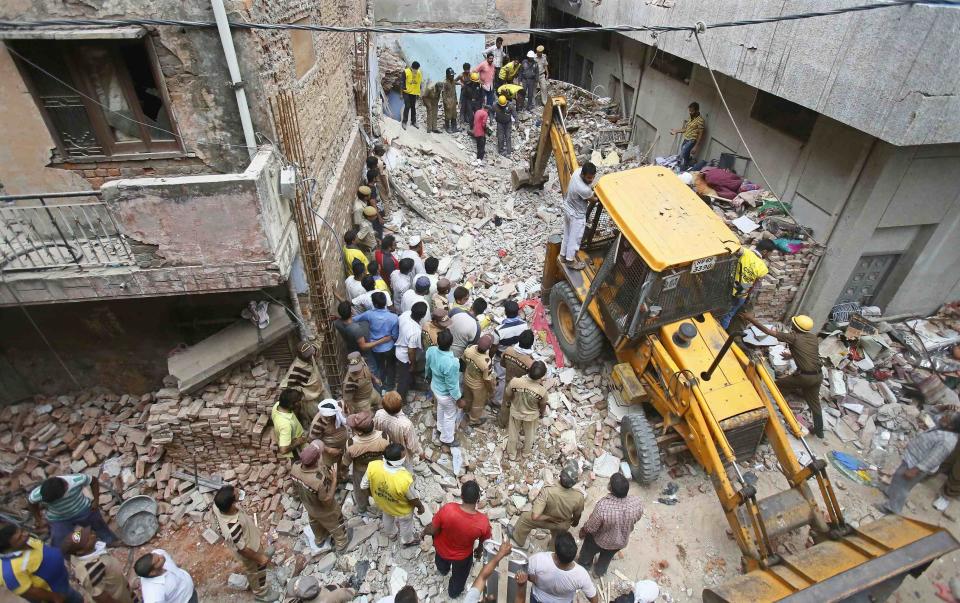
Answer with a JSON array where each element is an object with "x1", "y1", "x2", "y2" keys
[
  {"x1": 704, "y1": 514, "x2": 958, "y2": 603},
  {"x1": 511, "y1": 167, "x2": 532, "y2": 190}
]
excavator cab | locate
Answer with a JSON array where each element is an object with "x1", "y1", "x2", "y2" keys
[{"x1": 521, "y1": 96, "x2": 958, "y2": 602}]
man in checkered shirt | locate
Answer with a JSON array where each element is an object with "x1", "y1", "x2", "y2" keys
[
  {"x1": 577, "y1": 473, "x2": 644, "y2": 578},
  {"x1": 878, "y1": 412, "x2": 960, "y2": 514}
]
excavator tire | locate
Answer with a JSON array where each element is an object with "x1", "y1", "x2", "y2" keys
[
  {"x1": 549, "y1": 281, "x2": 605, "y2": 365},
  {"x1": 621, "y1": 413, "x2": 662, "y2": 485}
]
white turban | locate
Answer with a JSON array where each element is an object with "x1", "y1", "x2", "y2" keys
[{"x1": 317, "y1": 399, "x2": 347, "y2": 429}]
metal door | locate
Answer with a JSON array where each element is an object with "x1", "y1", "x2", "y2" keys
[{"x1": 836, "y1": 254, "x2": 899, "y2": 305}]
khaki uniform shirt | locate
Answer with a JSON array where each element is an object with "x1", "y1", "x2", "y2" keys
[
  {"x1": 534, "y1": 486, "x2": 584, "y2": 526},
  {"x1": 342, "y1": 365, "x2": 380, "y2": 414},
  {"x1": 501, "y1": 347, "x2": 534, "y2": 384},
  {"x1": 343, "y1": 431, "x2": 390, "y2": 468},
  {"x1": 356, "y1": 220, "x2": 377, "y2": 252},
  {"x1": 282, "y1": 357, "x2": 324, "y2": 402},
  {"x1": 289, "y1": 462, "x2": 334, "y2": 516},
  {"x1": 353, "y1": 199, "x2": 368, "y2": 226},
  {"x1": 309, "y1": 415, "x2": 349, "y2": 452},
  {"x1": 212, "y1": 506, "x2": 263, "y2": 560},
  {"x1": 506, "y1": 375, "x2": 547, "y2": 421},
  {"x1": 70, "y1": 551, "x2": 133, "y2": 603},
  {"x1": 463, "y1": 345, "x2": 495, "y2": 389},
  {"x1": 431, "y1": 293, "x2": 449, "y2": 313},
  {"x1": 778, "y1": 330, "x2": 821, "y2": 374},
  {"x1": 422, "y1": 322, "x2": 444, "y2": 350}
]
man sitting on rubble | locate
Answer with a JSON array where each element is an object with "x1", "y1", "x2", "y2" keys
[
  {"x1": 744, "y1": 313, "x2": 824, "y2": 438},
  {"x1": 512, "y1": 463, "x2": 584, "y2": 548},
  {"x1": 211, "y1": 485, "x2": 274, "y2": 601},
  {"x1": 878, "y1": 412, "x2": 960, "y2": 515},
  {"x1": 289, "y1": 440, "x2": 349, "y2": 552}
]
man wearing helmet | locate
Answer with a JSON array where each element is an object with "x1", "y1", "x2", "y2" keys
[
  {"x1": 744, "y1": 313, "x2": 824, "y2": 438},
  {"x1": 493, "y1": 94, "x2": 517, "y2": 156}
]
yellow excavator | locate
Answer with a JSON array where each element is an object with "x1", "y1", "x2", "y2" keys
[{"x1": 514, "y1": 96, "x2": 958, "y2": 602}]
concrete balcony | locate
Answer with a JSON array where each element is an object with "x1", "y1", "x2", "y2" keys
[{"x1": 0, "y1": 146, "x2": 299, "y2": 306}]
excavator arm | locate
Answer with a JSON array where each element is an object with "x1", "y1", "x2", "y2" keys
[{"x1": 512, "y1": 96, "x2": 579, "y2": 193}]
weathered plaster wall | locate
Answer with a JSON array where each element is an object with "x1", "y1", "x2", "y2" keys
[{"x1": 549, "y1": 0, "x2": 960, "y2": 147}]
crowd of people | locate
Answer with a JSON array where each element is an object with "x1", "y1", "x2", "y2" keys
[{"x1": 398, "y1": 39, "x2": 550, "y2": 163}]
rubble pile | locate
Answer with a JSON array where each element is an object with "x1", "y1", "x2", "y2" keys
[{"x1": 0, "y1": 359, "x2": 290, "y2": 531}]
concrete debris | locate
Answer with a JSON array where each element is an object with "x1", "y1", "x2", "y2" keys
[{"x1": 227, "y1": 574, "x2": 249, "y2": 590}]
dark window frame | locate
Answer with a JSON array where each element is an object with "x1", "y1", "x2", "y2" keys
[
  {"x1": 650, "y1": 50, "x2": 693, "y2": 83},
  {"x1": 750, "y1": 89, "x2": 817, "y2": 142},
  {"x1": 9, "y1": 37, "x2": 183, "y2": 161}
]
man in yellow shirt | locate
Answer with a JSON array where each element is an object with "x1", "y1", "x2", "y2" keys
[
  {"x1": 498, "y1": 59, "x2": 521, "y2": 85},
  {"x1": 670, "y1": 101, "x2": 706, "y2": 170},
  {"x1": 402, "y1": 61, "x2": 422, "y2": 130},
  {"x1": 272, "y1": 389, "x2": 305, "y2": 460},
  {"x1": 720, "y1": 239, "x2": 776, "y2": 329},
  {"x1": 361, "y1": 443, "x2": 425, "y2": 546}
]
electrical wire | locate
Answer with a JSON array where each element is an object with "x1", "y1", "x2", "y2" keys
[
  {"x1": 0, "y1": 1, "x2": 957, "y2": 36},
  {"x1": 692, "y1": 25, "x2": 824, "y2": 247}
]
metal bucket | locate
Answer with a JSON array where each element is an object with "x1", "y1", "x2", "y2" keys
[{"x1": 116, "y1": 495, "x2": 159, "y2": 546}]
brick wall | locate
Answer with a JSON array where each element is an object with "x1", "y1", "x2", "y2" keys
[
  {"x1": 58, "y1": 156, "x2": 212, "y2": 190},
  {"x1": 753, "y1": 246, "x2": 823, "y2": 321}
]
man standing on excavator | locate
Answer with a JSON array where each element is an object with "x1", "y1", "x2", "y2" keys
[
  {"x1": 744, "y1": 313, "x2": 824, "y2": 438},
  {"x1": 559, "y1": 162, "x2": 598, "y2": 271}
]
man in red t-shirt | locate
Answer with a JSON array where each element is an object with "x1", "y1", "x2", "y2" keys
[{"x1": 422, "y1": 480, "x2": 492, "y2": 598}]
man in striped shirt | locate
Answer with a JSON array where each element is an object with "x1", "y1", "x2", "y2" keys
[
  {"x1": 879, "y1": 413, "x2": 960, "y2": 514},
  {"x1": 29, "y1": 473, "x2": 117, "y2": 548},
  {"x1": 670, "y1": 101, "x2": 705, "y2": 170}
]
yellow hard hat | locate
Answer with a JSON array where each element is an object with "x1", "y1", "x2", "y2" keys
[
  {"x1": 791, "y1": 315, "x2": 814, "y2": 332},
  {"x1": 536, "y1": 45, "x2": 545, "y2": 53},
  {"x1": 470, "y1": 72, "x2": 479, "y2": 81},
  {"x1": 498, "y1": 95, "x2": 507, "y2": 106}
]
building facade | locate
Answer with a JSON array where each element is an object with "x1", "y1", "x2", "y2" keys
[
  {"x1": 0, "y1": 0, "x2": 367, "y2": 399},
  {"x1": 538, "y1": 0, "x2": 960, "y2": 324}
]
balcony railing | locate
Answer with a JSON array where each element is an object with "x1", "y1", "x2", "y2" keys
[{"x1": 0, "y1": 191, "x2": 135, "y2": 272}]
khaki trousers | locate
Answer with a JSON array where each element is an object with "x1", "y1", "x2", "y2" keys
[
  {"x1": 507, "y1": 416, "x2": 537, "y2": 458},
  {"x1": 238, "y1": 556, "x2": 270, "y2": 600},
  {"x1": 383, "y1": 511, "x2": 417, "y2": 545},
  {"x1": 512, "y1": 512, "x2": 570, "y2": 548},
  {"x1": 463, "y1": 382, "x2": 491, "y2": 422},
  {"x1": 352, "y1": 462, "x2": 370, "y2": 513},
  {"x1": 307, "y1": 504, "x2": 348, "y2": 549}
]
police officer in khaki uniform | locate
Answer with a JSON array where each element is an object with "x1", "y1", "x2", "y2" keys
[
  {"x1": 353, "y1": 186, "x2": 372, "y2": 226},
  {"x1": 356, "y1": 207, "x2": 379, "y2": 255},
  {"x1": 422, "y1": 308, "x2": 451, "y2": 352},
  {"x1": 289, "y1": 440, "x2": 349, "y2": 550},
  {"x1": 512, "y1": 464, "x2": 584, "y2": 548},
  {"x1": 282, "y1": 341, "x2": 325, "y2": 424},
  {"x1": 342, "y1": 411, "x2": 389, "y2": 515},
  {"x1": 309, "y1": 399, "x2": 350, "y2": 478},
  {"x1": 463, "y1": 336, "x2": 496, "y2": 425},
  {"x1": 498, "y1": 330, "x2": 535, "y2": 428},
  {"x1": 745, "y1": 314, "x2": 824, "y2": 438},
  {"x1": 505, "y1": 361, "x2": 548, "y2": 459},
  {"x1": 211, "y1": 485, "x2": 274, "y2": 601},
  {"x1": 342, "y1": 352, "x2": 381, "y2": 415},
  {"x1": 63, "y1": 526, "x2": 134, "y2": 603}
]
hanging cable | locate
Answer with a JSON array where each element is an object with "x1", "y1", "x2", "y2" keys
[
  {"x1": 692, "y1": 24, "x2": 823, "y2": 247},
  {"x1": 0, "y1": 1, "x2": 956, "y2": 36}
]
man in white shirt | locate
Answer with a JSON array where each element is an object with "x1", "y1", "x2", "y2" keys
[
  {"x1": 396, "y1": 302, "x2": 428, "y2": 403},
  {"x1": 344, "y1": 261, "x2": 367, "y2": 301},
  {"x1": 401, "y1": 277, "x2": 432, "y2": 319},
  {"x1": 376, "y1": 585, "x2": 418, "y2": 603},
  {"x1": 398, "y1": 235, "x2": 426, "y2": 276},
  {"x1": 134, "y1": 549, "x2": 196, "y2": 603},
  {"x1": 519, "y1": 532, "x2": 597, "y2": 603},
  {"x1": 353, "y1": 276, "x2": 393, "y2": 313},
  {"x1": 560, "y1": 162, "x2": 598, "y2": 270},
  {"x1": 483, "y1": 37, "x2": 506, "y2": 69},
  {"x1": 390, "y1": 258, "x2": 416, "y2": 307}
]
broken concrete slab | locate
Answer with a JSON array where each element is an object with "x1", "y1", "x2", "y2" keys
[{"x1": 167, "y1": 303, "x2": 294, "y2": 394}]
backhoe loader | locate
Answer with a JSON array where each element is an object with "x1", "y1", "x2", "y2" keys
[{"x1": 514, "y1": 96, "x2": 958, "y2": 602}]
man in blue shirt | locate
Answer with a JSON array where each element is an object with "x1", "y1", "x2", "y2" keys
[
  {"x1": 356, "y1": 291, "x2": 399, "y2": 391},
  {"x1": 425, "y1": 330, "x2": 465, "y2": 449}
]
